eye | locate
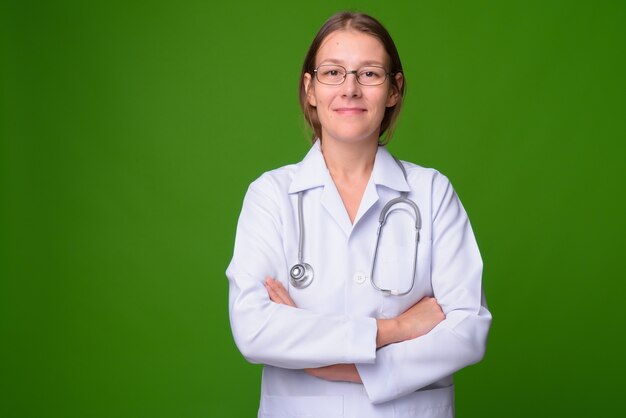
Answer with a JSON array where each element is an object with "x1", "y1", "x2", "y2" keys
[
  {"x1": 360, "y1": 69, "x2": 382, "y2": 79},
  {"x1": 315, "y1": 66, "x2": 348, "y2": 85},
  {"x1": 318, "y1": 66, "x2": 344, "y2": 78}
]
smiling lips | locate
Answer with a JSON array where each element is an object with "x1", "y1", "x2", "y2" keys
[{"x1": 334, "y1": 107, "x2": 367, "y2": 115}]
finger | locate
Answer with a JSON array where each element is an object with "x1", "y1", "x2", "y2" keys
[
  {"x1": 267, "y1": 276, "x2": 285, "y2": 291},
  {"x1": 274, "y1": 284, "x2": 296, "y2": 307},
  {"x1": 304, "y1": 368, "x2": 321, "y2": 378},
  {"x1": 266, "y1": 277, "x2": 297, "y2": 307},
  {"x1": 265, "y1": 283, "x2": 283, "y2": 304},
  {"x1": 265, "y1": 277, "x2": 282, "y2": 303},
  {"x1": 265, "y1": 279, "x2": 288, "y2": 305}
]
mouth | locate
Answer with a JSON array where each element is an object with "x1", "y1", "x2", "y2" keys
[{"x1": 333, "y1": 107, "x2": 367, "y2": 115}]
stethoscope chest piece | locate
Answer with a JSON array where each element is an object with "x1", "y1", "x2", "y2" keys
[{"x1": 289, "y1": 263, "x2": 314, "y2": 289}]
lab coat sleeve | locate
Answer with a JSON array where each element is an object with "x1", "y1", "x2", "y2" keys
[
  {"x1": 227, "y1": 174, "x2": 378, "y2": 369},
  {"x1": 356, "y1": 172, "x2": 492, "y2": 404}
]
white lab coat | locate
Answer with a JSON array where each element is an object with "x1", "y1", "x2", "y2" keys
[{"x1": 226, "y1": 141, "x2": 491, "y2": 418}]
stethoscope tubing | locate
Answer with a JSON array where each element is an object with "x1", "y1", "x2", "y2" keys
[
  {"x1": 289, "y1": 156, "x2": 421, "y2": 295},
  {"x1": 290, "y1": 190, "x2": 314, "y2": 289},
  {"x1": 370, "y1": 194, "x2": 421, "y2": 296}
]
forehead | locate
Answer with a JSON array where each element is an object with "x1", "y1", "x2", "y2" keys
[{"x1": 316, "y1": 29, "x2": 389, "y2": 66}]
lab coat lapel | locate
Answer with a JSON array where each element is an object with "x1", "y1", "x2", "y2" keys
[
  {"x1": 352, "y1": 176, "x2": 379, "y2": 227},
  {"x1": 320, "y1": 176, "x2": 353, "y2": 237},
  {"x1": 353, "y1": 146, "x2": 411, "y2": 227}
]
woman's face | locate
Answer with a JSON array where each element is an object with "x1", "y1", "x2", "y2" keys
[{"x1": 304, "y1": 30, "x2": 402, "y2": 145}]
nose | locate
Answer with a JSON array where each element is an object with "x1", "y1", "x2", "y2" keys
[{"x1": 341, "y1": 71, "x2": 361, "y2": 97}]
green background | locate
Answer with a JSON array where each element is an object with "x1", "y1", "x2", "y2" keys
[{"x1": 1, "y1": 0, "x2": 624, "y2": 417}]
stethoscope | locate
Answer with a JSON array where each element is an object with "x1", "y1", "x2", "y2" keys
[{"x1": 289, "y1": 157, "x2": 421, "y2": 296}]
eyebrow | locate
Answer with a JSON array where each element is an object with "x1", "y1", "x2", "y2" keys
[{"x1": 318, "y1": 58, "x2": 386, "y2": 67}]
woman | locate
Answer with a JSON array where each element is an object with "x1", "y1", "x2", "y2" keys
[{"x1": 227, "y1": 11, "x2": 491, "y2": 418}]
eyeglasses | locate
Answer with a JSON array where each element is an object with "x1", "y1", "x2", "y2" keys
[{"x1": 313, "y1": 65, "x2": 393, "y2": 86}]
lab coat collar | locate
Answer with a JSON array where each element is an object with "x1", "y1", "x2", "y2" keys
[
  {"x1": 288, "y1": 140, "x2": 411, "y2": 194},
  {"x1": 288, "y1": 141, "x2": 329, "y2": 194},
  {"x1": 372, "y1": 145, "x2": 411, "y2": 193}
]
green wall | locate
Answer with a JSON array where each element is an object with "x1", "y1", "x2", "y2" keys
[{"x1": 1, "y1": 1, "x2": 624, "y2": 417}]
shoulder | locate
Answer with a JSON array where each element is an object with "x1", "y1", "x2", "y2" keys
[
  {"x1": 243, "y1": 162, "x2": 301, "y2": 210},
  {"x1": 398, "y1": 159, "x2": 453, "y2": 192},
  {"x1": 248, "y1": 163, "x2": 298, "y2": 194}
]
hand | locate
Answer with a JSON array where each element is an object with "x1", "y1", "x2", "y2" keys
[
  {"x1": 376, "y1": 296, "x2": 445, "y2": 347},
  {"x1": 305, "y1": 364, "x2": 362, "y2": 383},
  {"x1": 265, "y1": 276, "x2": 296, "y2": 307},
  {"x1": 396, "y1": 296, "x2": 445, "y2": 340}
]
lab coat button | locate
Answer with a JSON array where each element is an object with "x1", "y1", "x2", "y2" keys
[{"x1": 353, "y1": 272, "x2": 367, "y2": 284}]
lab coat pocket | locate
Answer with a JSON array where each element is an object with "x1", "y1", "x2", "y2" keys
[
  {"x1": 394, "y1": 385, "x2": 454, "y2": 418},
  {"x1": 260, "y1": 395, "x2": 344, "y2": 418},
  {"x1": 376, "y1": 237, "x2": 432, "y2": 317},
  {"x1": 374, "y1": 244, "x2": 416, "y2": 293}
]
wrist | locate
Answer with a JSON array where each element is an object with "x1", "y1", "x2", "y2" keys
[{"x1": 376, "y1": 318, "x2": 400, "y2": 348}]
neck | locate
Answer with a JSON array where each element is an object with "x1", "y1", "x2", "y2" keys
[{"x1": 320, "y1": 137, "x2": 379, "y2": 181}]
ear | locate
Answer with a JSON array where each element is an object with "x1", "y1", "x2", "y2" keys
[
  {"x1": 386, "y1": 72, "x2": 404, "y2": 107},
  {"x1": 303, "y1": 73, "x2": 317, "y2": 107}
]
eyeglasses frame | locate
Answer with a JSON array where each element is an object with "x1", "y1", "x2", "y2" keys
[{"x1": 312, "y1": 64, "x2": 395, "y2": 86}]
